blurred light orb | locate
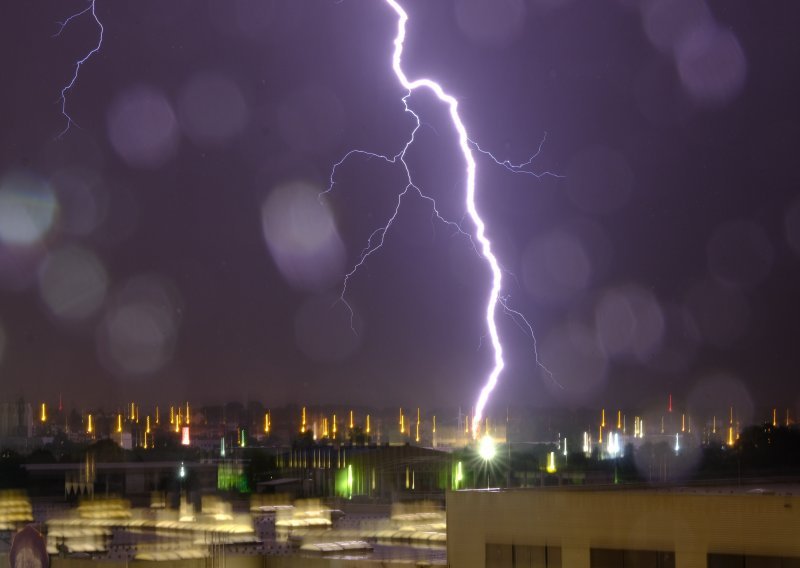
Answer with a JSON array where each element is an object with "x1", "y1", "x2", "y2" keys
[
  {"x1": 478, "y1": 435, "x2": 496, "y2": 461},
  {"x1": 262, "y1": 181, "x2": 345, "y2": 291},
  {"x1": 178, "y1": 71, "x2": 248, "y2": 148},
  {"x1": 294, "y1": 293, "x2": 361, "y2": 363},
  {"x1": 644, "y1": 305, "x2": 699, "y2": 375},
  {"x1": 540, "y1": 320, "x2": 608, "y2": 403},
  {"x1": 687, "y1": 372, "x2": 754, "y2": 428},
  {"x1": 633, "y1": 432, "x2": 702, "y2": 483},
  {"x1": 454, "y1": 0, "x2": 526, "y2": 48},
  {"x1": 676, "y1": 24, "x2": 746, "y2": 105},
  {"x1": 49, "y1": 168, "x2": 106, "y2": 237},
  {"x1": 706, "y1": 219, "x2": 773, "y2": 287},
  {"x1": 565, "y1": 146, "x2": 633, "y2": 215},
  {"x1": 97, "y1": 275, "x2": 181, "y2": 377},
  {"x1": 595, "y1": 284, "x2": 664, "y2": 361},
  {"x1": 0, "y1": 172, "x2": 58, "y2": 247},
  {"x1": 105, "y1": 304, "x2": 172, "y2": 375},
  {"x1": 107, "y1": 85, "x2": 180, "y2": 169},
  {"x1": 521, "y1": 231, "x2": 591, "y2": 304},
  {"x1": 640, "y1": 0, "x2": 712, "y2": 55},
  {"x1": 38, "y1": 245, "x2": 108, "y2": 322},
  {"x1": 685, "y1": 278, "x2": 749, "y2": 348}
]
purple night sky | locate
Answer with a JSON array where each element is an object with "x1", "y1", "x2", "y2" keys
[{"x1": 1, "y1": 0, "x2": 800, "y2": 422}]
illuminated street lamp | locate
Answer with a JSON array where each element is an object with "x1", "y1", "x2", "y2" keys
[{"x1": 478, "y1": 434, "x2": 496, "y2": 489}]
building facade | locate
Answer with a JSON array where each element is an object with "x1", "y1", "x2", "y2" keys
[{"x1": 447, "y1": 486, "x2": 800, "y2": 568}]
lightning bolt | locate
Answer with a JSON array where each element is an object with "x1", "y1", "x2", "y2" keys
[
  {"x1": 47, "y1": 0, "x2": 556, "y2": 439},
  {"x1": 324, "y1": 0, "x2": 559, "y2": 439},
  {"x1": 53, "y1": 0, "x2": 104, "y2": 138}
]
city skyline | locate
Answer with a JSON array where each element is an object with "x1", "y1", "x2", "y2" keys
[
  {"x1": 1, "y1": 1, "x2": 800, "y2": 414},
  {"x1": 13, "y1": 394, "x2": 796, "y2": 442}
]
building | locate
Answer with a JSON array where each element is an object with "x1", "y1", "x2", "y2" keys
[
  {"x1": 0, "y1": 400, "x2": 33, "y2": 446},
  {"x1": 447, "y1": 485, "x2": 800, "y2": 568},
  {"x1": 275, "y1": 444, "x2": 455, "y2": 500},
  {"x1": 24, "y1": 461, "x2": 219, "y2": 503}
]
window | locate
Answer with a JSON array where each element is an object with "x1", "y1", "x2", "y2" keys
[
  {"x1": 486, "y1": 543, "x2": 513, "y2": 568},
  {"x1": 709, "y1": 554, "x2": 800, "y2": 568},
  {"x1": 486, "y1": 544, "x2": 562, "y2": 568},
  {"x1": 591, "y1": 548, "x2": 675, "y2": 568}
]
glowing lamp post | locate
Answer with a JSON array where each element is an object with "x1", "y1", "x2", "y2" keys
[{"x1": 478, "y1": 434, "x2": 496, "y2": 489}]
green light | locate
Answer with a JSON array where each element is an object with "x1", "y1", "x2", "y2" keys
[
  {"x1": 217, "y1": 461, "x2": 249, "y2": 492},
  {"x1": 347, "y1": 464, "x2": 353, "y2": 499},
  {"x1": 455, "y1": 461, "x2": 463, "y2": 489},
  {"x1": 335, "y1": 469, "x2": 348, "y2": 497}
]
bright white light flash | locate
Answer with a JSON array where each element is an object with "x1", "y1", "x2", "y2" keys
[{"x1": 478, "y1": 434, "x2": 496, "y2": 461}]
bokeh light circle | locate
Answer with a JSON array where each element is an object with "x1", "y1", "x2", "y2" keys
[
  {"x1": 177, "y1": 71, "x2": 248, "y2": 147},
  {"x1": 675, "y1": 24, "x2": 747, "y2": 106},
  {"x1": 687, "y1": 372, "x2": 755, "y2": 430},
  {"x1": 49, "y1": 168, "x2": 106, "y2": 237},
  {"x1": 540, "y1": 320, "x2": 608, "y2": 403},
  {"x1": 97, "y1": 275, "x2": 182, "y2": 378},
  {"x1": 38, "y1": 245, "x2": 108, "y2": 322},
  {"x1": 0, "y1": 172, "x2": 58, "y2": 247},
  {"x1": 107, "y1": 85, "x2": 180, "y2": 168},
  {"x1": 633, "y1": 434, "x2": 702, "y2": 483},
  {"x1": 595, "y1": 284, "x2": 665, "y2": 361},
  {"x1": 640, "y1": 0, "x2": 712, "y2": 55},
  {"x1": 685, "y1": 278, "x2": 749, "y2": 348},
  {"x1": 261, "y1": 181, "x2": 346, "y2": 291}
]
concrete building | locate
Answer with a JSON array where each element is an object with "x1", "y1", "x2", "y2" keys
[{"x1": 447, "y1": 486, "x2": 800, "y2": 568}]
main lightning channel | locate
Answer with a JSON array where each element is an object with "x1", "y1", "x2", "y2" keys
[
  {"x1": 326, "y1": 1, "x2": 556, "y2": 438},
  {"x1": 383, "y1": 0, "x2": 499, "y2": 437},
  {"x1": 54, "y1": 0, "x2": 104, "y2": 138}
]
